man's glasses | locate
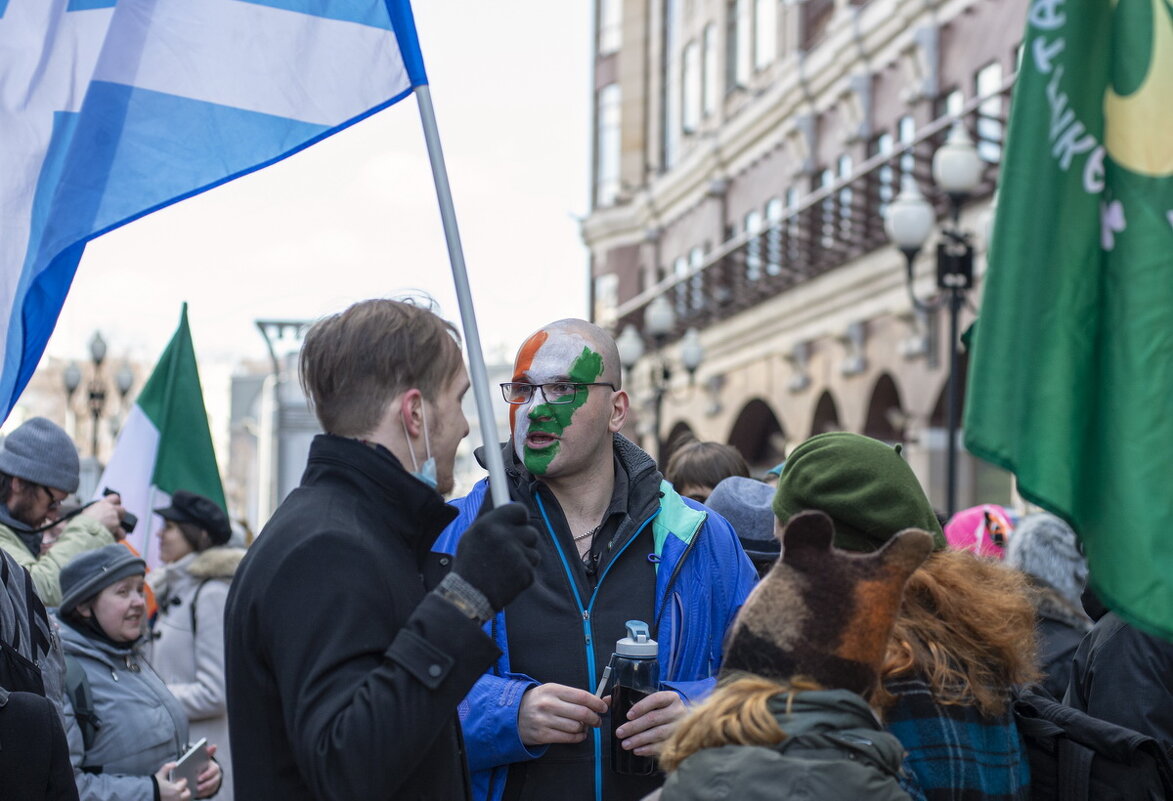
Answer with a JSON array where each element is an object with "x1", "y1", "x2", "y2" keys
[
  {"x1": 500, "y1": 382, "x2": 616, "y2": 406},
  {"x1": 35, "y1": 484, "x2": 66, "y2": 512}
]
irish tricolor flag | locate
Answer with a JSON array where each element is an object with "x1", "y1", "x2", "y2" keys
[{"x1": 98, "y1": 304, "x2": 226, "y2": 564}]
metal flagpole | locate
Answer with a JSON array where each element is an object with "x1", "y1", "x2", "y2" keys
[{"x1": 413, "y1": 84, "x2": 511, "y2": 509}]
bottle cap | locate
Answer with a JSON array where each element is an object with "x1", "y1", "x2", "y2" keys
[{"x1": 615, "y1": 619, "x2": 658, "y2": 658}]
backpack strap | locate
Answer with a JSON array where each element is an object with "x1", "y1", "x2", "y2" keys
[{"x1": 64, "y1": 655, "x2": 101, "y2": 754}]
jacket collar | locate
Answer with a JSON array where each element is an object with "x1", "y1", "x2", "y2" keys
[{"x1": 301, "y1": 434, "x2": 457, "y2": 553}]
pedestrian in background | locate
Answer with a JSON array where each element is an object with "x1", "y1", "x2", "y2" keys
[
  {"x1": 0, "y1": 417, "x2": 125, "y2": 606},
  {"x1": 774, "y1": 432, "x2": 1039, "y2": 801},
  {"x1": 664, "y1": 440, "x2": 749, "y2": 503},
  {"x1": 1005, "y1": 513, "x2": 1092, "y2": 699},
  {"x1": 704, "y1": 476, "x2": 780, "y2": 577},
  {"x1": 149, "y1": 491, "x2": 244, "y2": 801},
  {"x1": 59, "y1": 544, "x2": 221, "y2": 801}
]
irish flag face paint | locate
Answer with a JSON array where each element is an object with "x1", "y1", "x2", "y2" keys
[{"x1": 511, "y1": 329, "x2": 606, "y2": 476}]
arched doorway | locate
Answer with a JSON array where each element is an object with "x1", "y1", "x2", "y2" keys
[
  {"x1": 810, "y1": 391, "x2": 841, "y2": 436},
  {"x1": 727, "y1": 399, "x2": 786, "y2": 474},
  {"x1": 864, "y1": 373, "x2": 906, "y2": 443}
]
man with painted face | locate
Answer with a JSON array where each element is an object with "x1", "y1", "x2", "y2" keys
[
  {"x1": 435, "y1": 318, "x2": 757, "y2": 801},
  {"x1": 225, "y1": 299, "x2": 542, "y2": 801}
]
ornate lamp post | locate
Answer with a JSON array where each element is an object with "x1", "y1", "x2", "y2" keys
[
  {"x1": 87, "y1": 332, "x2": 108, "y2": 459},
  {"x1": 885, "y1": 123, "x2": 982, "y2": 517}
]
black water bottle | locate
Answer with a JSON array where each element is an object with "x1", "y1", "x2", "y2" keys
[{"x1": 609, "y1": 620, "x2": 659, "y2": 776}]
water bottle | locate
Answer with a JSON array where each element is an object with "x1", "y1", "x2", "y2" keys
[{"x1": 609, "y1": 619, "x2": 659, "y2": 776}]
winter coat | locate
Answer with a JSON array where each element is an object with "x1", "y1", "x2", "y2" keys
[
  {"x1": 1029, "y1": 581, "x2": 1091, "y2": 700},
  {"x1": 652, "y1": 689, "x2": 913, "y2": 801},
  {"x1": 434, "y1": 436, "x2": 758, "y2": 801},
  {"x1": 0, "y1": 686, "x2": 79, "y2": 801},
  {"x1": 1064, "y1": 611, "x2": 1173, "y2": 749},
  {"x1": 0, "y1": 547, "x2": 67, "y2": 716},
  {"x1": 224, "y1": 434, "x2": 501, "y2": 801},
  {"x1": 58, "y1": 619, "x2": 190, "y2": 801},
  {"x1": 0, "y1": 512, "x2": 114, "y2": 607},
  {"x1": 148, "y1": 546, "x2": 245, "y2": 801}
]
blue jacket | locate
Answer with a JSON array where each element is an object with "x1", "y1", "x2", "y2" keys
[{"x1": 434, "y1": 455, "x2": 757, "y2": 801}]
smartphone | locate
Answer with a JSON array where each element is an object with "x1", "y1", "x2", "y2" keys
[{"x1": 169, "y1": 738, "x2": 210, "y2": 789}]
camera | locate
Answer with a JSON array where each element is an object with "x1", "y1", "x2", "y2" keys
[{"x1": 103, "y1": 487, "x2": 138, "y2": 534}]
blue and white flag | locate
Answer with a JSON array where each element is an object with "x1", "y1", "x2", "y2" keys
[{"x1": 0, "y1": 0, "x2": 427, "y2": 420}]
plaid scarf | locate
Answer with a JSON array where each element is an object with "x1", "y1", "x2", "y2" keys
[{"x1": 884, "y1": 674, "x2": 1030, "y2": 801}]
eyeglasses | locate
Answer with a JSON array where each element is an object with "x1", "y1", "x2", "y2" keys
[
  {"x1": 35, "y1": 484, "x2": 66, "y2": 512},
  {"x1": 500, "y1": 382, "x2": 616, "y2": 406}
]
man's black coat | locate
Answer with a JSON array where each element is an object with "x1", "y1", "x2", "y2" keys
[{"x1": 225, "y1": 435, "x2": 500, "y2": 801}]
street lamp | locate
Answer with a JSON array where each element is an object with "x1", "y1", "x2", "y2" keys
[
  {"x1": 87, "y1": 332, "x2": 108, "y2": 459},
  {"x1": 616, "y1": 297, "x2": 704, "y2": 464},
  {"x1": 884, "y1": 122, "x2": 981, "y2": 517}
]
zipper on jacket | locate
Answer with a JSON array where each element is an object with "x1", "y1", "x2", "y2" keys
[{"x1": 534, "y1": 493, "x2": 660, "y2": 801}]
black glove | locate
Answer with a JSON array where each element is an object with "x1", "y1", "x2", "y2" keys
[{"x1": 452, "y1": 502, "x2": 541, "y2": 612}]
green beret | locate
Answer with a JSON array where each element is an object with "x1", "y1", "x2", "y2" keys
[{"x1": 773, "y1": 432, "x2": 947, "y2": 552}]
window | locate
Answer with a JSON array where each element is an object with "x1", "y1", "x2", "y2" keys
[
  {"x1": 785, "y1": 186, "x2": 801, "y2": 267},
  {"x1": 702, "y1": 23, "x2": 719, "y2": 117},
  {"x1": 944, "y1": 89, "x2": 964, "y2": 118},
  {"x1": 673, "y1": 256, "x2": 690, "y2": 318},
  {"x1": 682, "y1": 40, "x2": 701, "y2": 133},
  {"x1": 872, "y1": 132, "x2": 895, "y2": 218},
  {"x1": 598, "y1": 0, "x2": 622, "y2": 54},
  {"x1": 744, "y1": 209, "x2": 763, "y2": 281},
  {"x1": 754, "y1": 0, "x2": 777, "y2": 70},
  {"x1": 765, "y1": 197, "x2": 784, "y2": 275},
  {"x1": 837, "y1": 154, "x2": 853, "y2": 240},
  {"x1": 898, "y1": 115, "x2": 916, "y2": 185},
  {"x1": 728, "y1": 0, "x2": 753, "y2": 90},
  {"x1": 688, "y1": 246, "x2": 706, "y2": 310},
  {"x1": 975, "y1": 62, "x2": 1004, "y2": 162},
  {"x1": 595, "y1": 84, "x2": 622, "y2": 207},
  {"x1": 662, "y1": 0, "x2": 681, "y2": 169},
  {"x1": 819, "y1": 169, "x2": 836, "y2": 250},
  {"x1": 593, "y1": 274, "x2": 619, "y2": 327}
]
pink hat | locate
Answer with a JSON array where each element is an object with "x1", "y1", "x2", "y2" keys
[{"x1": 944, "y1": 504, "x2": 1014, "y2": 559}]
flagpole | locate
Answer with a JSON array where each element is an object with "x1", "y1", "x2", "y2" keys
[{"x1": 413, "y1": 85, "x2": 510, "y2": 509}]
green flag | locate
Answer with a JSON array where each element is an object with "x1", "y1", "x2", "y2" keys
[
  {"x1": 965, "y1": 0, "x2": 1173, "y2": 638},
  {"x1": 98, "y1": 303, "x2": 226, "y2": 561}
]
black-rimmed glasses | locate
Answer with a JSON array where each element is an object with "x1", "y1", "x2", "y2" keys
[
  {"x1": 500, "y1": 382, "x2": 616, "y2": 406},
  {"x1": 35, "y1": 483, "x2": 66, "y2": 512}
]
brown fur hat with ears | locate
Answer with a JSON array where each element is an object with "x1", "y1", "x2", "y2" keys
[{"x1": 722, "y1": 510, "x2": 933, "y2": 697}]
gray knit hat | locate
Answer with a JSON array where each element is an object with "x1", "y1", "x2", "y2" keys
[
  {"x1": 0, "y1": 417, "x2": 80, "y2": 493},
  {"x1": 706, "y1": 476, "x2": 780, "y2": 565},
  {"x1": 1006, "y1": 513, "x2": 1088, "y2": 609},
  {"x1": 59, "y1": 544, "x2": 145, "y2": 615}
]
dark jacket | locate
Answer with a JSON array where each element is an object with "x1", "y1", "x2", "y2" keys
[
  {"x1": 654, "y1": 689, "x2": 912, "y2": 801},
  {"x1": 1064, "y1": 612, "x2": 1173, "y2": 750},
  {"x1": 0, "y1": 686, "x2": 79, "y2": 801},
  {"x1": 1030, "y1": 583, "x2": 1091, "y2": 700},
  {"x1": 224, "y1": 435, "x2": 501, "y2": 801},
  {"x1": 435, "y1": 437, "x2": 757, "y2": 801}
]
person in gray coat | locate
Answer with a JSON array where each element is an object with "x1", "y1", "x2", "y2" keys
[
  {"x1": 148, "y1": 491, "x2": 243, "y2": 801},
  {"x1": 58, "y1": 545, "x2": 222, "y2": 801}
]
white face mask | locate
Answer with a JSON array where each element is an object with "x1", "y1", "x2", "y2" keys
[{"x1": 402, "y1": 399, "x2": 438, "y2": 490}]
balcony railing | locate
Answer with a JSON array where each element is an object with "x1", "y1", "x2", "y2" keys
[{"x1": 613, "y1": 81, "x2": 1014, "y2": 342}]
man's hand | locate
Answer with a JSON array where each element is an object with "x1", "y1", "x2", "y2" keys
[
  {"x1": 81, "y1": 495, "x2": 126, "y2": 540},
  {"x1": 452, "y1": 503, "x2": 540, "y2": 612},
  {"x1": 613, "y1": 690, "x2": 687, "y2": 757},
  {"x1": 518, "y1": 683, "x2": 609, "y2": 746}
]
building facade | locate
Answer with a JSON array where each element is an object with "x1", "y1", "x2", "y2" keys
[{"x1": 584, "y1": 0, "x2": 1026, "y2": 511}]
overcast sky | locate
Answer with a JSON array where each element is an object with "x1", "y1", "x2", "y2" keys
[{"x1": 43, "y1": 1, "x2": 592, "y2": 385}]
